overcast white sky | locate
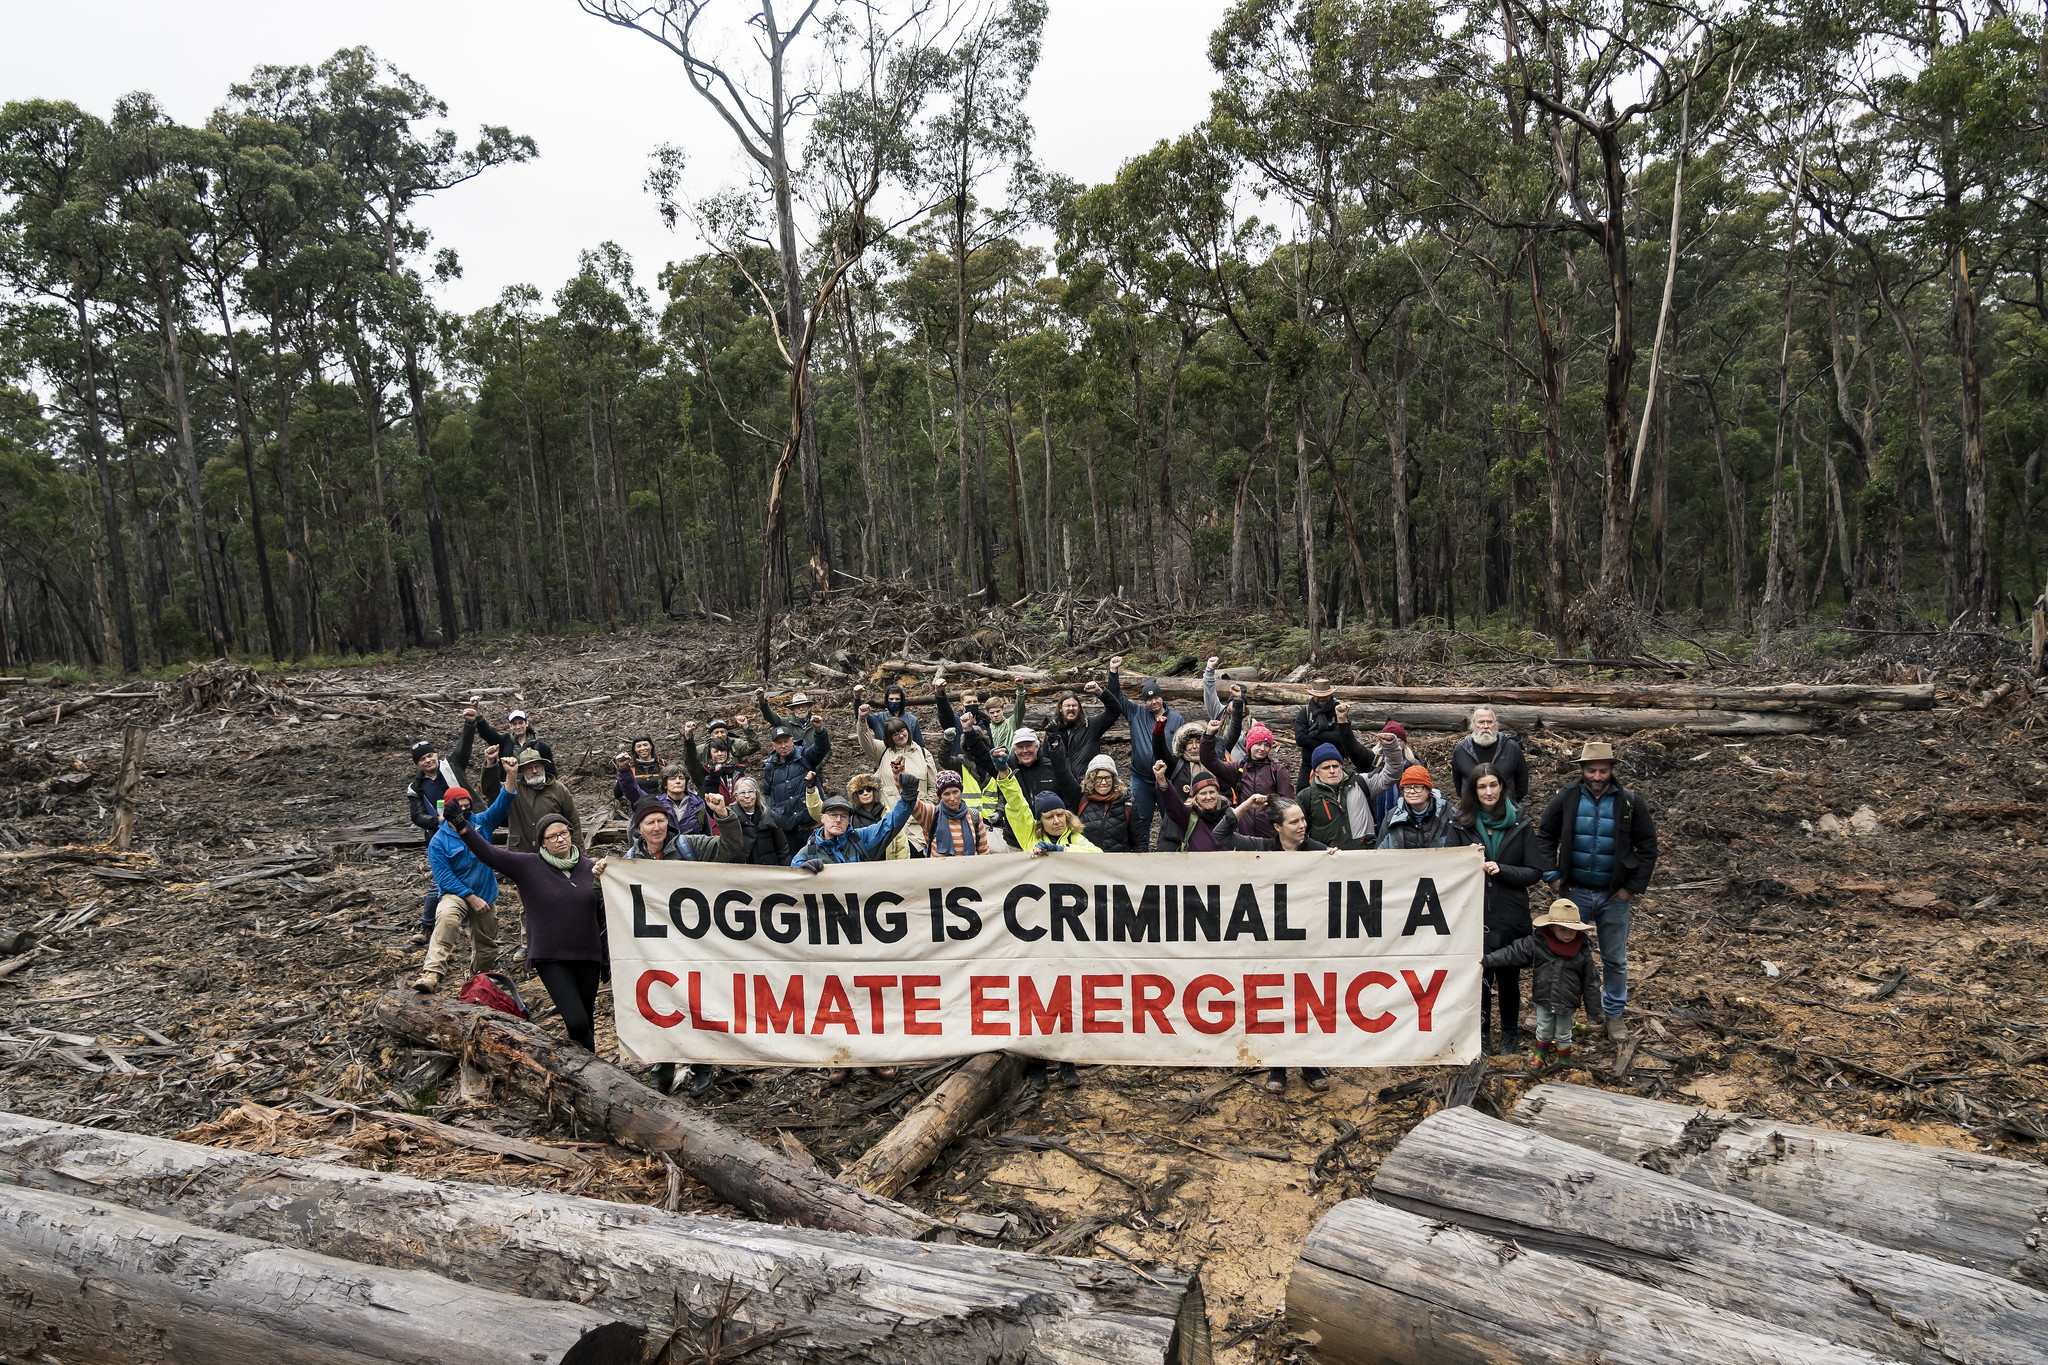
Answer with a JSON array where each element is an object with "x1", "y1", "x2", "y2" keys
[{"x1": 0, "y1": 0, "x2": 1233, "y2": 314}]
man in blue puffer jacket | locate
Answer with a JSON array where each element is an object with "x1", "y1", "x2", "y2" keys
[{"x1": 1535, "y1": 741, "x2": 1659, "y2": 1041}]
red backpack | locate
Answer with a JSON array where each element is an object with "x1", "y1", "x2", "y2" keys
[{"x1": 458, "y1": 971, "x2": 529, "y2": 1020}]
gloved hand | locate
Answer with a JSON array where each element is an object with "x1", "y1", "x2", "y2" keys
[
  {"x1": 799, "y1": 858, "x2": 825, "y2": 875},
  {"x1": 992, "y1": 747, "x2": 1011, "y2": 772},
  {"x1": 443, "y1": 804, "x2": 470, "y2": 831},
  {"x1": 898, "y1": 773, "x2": 920, "y2": 802}
]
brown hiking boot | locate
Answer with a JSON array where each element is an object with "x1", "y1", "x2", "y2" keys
[
  {"x1": 411, "y1": 971, "x2": 440, "y2": 994},
  {"x1": 1605, "y1": 1016, "x2": 1628, "y2": 1042}
]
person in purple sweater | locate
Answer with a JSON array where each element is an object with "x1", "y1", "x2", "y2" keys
[{"x1": 450, "y1": 807, "x2": 609, "y2": 1054}]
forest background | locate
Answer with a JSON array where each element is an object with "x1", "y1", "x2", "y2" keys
[{"x1": 0, "y1": 0, "x2": 2042, "y2": 678}]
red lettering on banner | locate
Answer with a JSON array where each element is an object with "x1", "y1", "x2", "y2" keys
[
  {"x1": 1020, "y1": 976, "x2": 1073, "y2": 1034},
  {"x1": 1081, "y1": 975, "x2": 1125, "y2": 1033},
  {"x1": 1132, "y1": 974, "x2": 1176, "y2": 1033},
  {"x1": 1183, "y1": 975, "x2": 1236, "y2": 1034},
  {"x1": 1345, "y1": 971, "x2": 1396, "y2": 1032},
  {"x1": 903, "y1": 976, "x2": 942, "y2": 1035},
  {"x1": 970, "y1": 976, "x2": 1011, "y2": 1035},
  {"x1": 754, "y1": 975, "x2": 804, "y2": 1033},
  {"x1": 732, "y1": 974, "x2": 747, "y2": 1034},
  {"x1": 811, "y1": 975, "x2": 859, "y2": 1034},
  {"x1": 852, "y1": 975, "x2": 898, "y2": 1033},
  {"x1": 1296, "y1": 972, "x2": 1337, "y2": 1033},
  {"x1": 687, "y1": 972, "x2": 728, "y2": 1032},
  {"x1": 1243, "y1": 974, "x2": 1285, "y2": 1034},
  {"x1": 1402, "y1": 968, "x2": 1446, "y2": 1032},
  {"x1": 637, "y1": 970, "x2": 682, "y2": 1028}
]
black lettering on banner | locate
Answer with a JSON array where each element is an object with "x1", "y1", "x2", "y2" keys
[
  {"x1": 928, "y1": 888, "x2": 945, "y2": 942},
  {"x1": 631, "y1": 884, "x2": 666, "y2": 938},
  {"x1": 1093, "y1": 885, "x2": 1109, "y2": 942},
  {"x1": 804, "y1": 893, "x2": 821, "y2": 944},
  {"x1": 1346, "y1": 880, "x2": 1383, "y2": 938},
  {"x1": 1403, "y1": 878, "x2": 1450, "y2": 936},
  {"x1": 1049, "y1": 883, "x2": 1089, "y2": 941},
  {"x1": 713, "y1": 889, "x2": 756, "y2": 940},
  {"x1": 1112, "y1": 884, "x2": 1161, "y2": 942},
  {"x1": 1274, "y1": 884, "x2": 1305, "y2": 940},
  {"x1": 1224, "y1": 884, "x2": 1268, "y2": 941},
  {"x1": 1165, "y1": 885, "x2": 1179, "y2": 941},
  {"x1": 1004, "y1": 884, "x2": 1047, "y2": 941},
  {"x1": 864, "y1": 891, "x2": 907, "y2": 943},
  {"x1": 823, "y1": 892, "x2": 862, "y2": 945},
  {"x1": 944, "y1": 887, "x2": 983, "y2": 940},
  {"x1": 668, "y1": 887, "x2": 711, "y2": 939},
  {"x1": 1184, "y1": 885, "x2": 1221, "y2": 941},
  {"x1": 760, "y1": 893, "x2": 802, "y2": 944}
]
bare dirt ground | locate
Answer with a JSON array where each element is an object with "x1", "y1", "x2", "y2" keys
[{"x1": 2, "y1": 625, "x2": 2044, "y2": 1362}]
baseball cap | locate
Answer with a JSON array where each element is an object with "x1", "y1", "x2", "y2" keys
[
  {"x1": 1013, "y1": 727, "x2": 1039, "y2": 744},
  {"x1": 508, "y1": 709, "x2": 528, "y2": 721}
]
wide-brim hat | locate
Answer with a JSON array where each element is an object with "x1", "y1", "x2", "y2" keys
[
  {"x1": 1532, "y1": 902, "x2": 1590, "y2": 932},
  {"x1": 1577, "y1": 741, "x2": 1617, "y2": 765},
  {"x1": 516, "y1": 748, "x2": 545, "y2": 767},
  {"x1": 791, "y1": 691, "x2": 810, "y2": 706},
  {"x1": 1309, "y1": 678, "x2": 1335, "y2": 697}
]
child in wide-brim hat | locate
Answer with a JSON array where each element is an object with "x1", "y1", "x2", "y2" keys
[{"x1": 1483, "y1": 899, "x2": 1605, "y2": 1069}]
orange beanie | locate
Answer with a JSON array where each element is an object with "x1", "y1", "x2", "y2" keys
[{"x1": 1399, "y1": 765, "x2": 1433, "y2": 788}]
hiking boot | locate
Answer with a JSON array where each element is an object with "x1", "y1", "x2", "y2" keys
[
  {"x1": 411, "y1": 971, "x2": 440, "y2": 994},
  {"x1": 681, "y1": 1064, "x2": 718, "y2": 1096},
  {"x1": 408, "y1": 932, "x2": 429, "y2": 947},
  {"x1": 1264, "y1": 1067, "x2": 1287, "y2": 1093},
  {"x1": 1303, "y1": 1068, "x2": 1331, "y2": 1092},
  {"x1": 1501, "y1": 1030, "x2": 1522, "y2": 1057},
  {"x1": 1605, "y1": 1016, "x2": 1628, "y2": 1043},
  {"x1": 1482, "y1": 1030, "x2": 1497, "y2": 1057},
  {"x1": 649, "y1": 1064, "x2": 676, "y2": 1095},
  {"x1": 819, "y1": 1068, "x2": 849, "y2": 1088},
  {"x1": 1057, "y1": 1062, "x2": 1081, "y2": 1088}
]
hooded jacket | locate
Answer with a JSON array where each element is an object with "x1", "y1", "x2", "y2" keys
[
  {"x1": 1484, "y1": 928, "x2": 1603, "y2": 1019},
  {"x1": 1451, "y1": 731, "x2": 1530, "y2": 804},
  {"x1": 624, "y1": 816, "x2": 742, "y2": 862},
  {"x1": 1200, "y1": 732, "x2": 1294, "y2": 839},
  {"x1": 1376, "y1": 791, "x2": 1467, "y2": 850},
  {"x1": 792, "y1": 794, "x2": 914, "y2": 866},
  {"x1": 427, "y1": 785, "x2": 514, "y2": 903},
  {"x1": 1105, "y1": 671, "x2": 1186, "y2": 779},
  {"x1": 1152, "y1": 779, "x2": 1241, "y2": 853}
]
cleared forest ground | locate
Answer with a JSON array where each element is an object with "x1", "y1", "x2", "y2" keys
[{"x1": 2, "y1": 623, "x2": 2043, "y2": 1361}]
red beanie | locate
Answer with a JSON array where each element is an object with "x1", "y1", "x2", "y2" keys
[
  {"x1": 1398, "y1": 765, "x2": 1433, "y2": 788},
  {"x1": 443, "y1": 787, "x2": 471, "y2": 804},
  {"x1": 1382, "y1": 721, "x2": 1408, "y2": 742},
  {"x1": 1246, "y1": 723, "x2": 1277, "y2": 748}
]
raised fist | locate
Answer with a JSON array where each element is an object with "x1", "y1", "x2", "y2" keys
[
  {"x1": 1152, "y1": 759, "x2": 1168, "y2": 780},
  {"x1": 1206, "y1": 717, "x2": 1223, "y2": 735},
  {"x1": 1108, "y1": 655, "x2": 1124, "y2": 672},
  {"x1": 753, "y1": 686, "x2": 765, "y2": 699},
  {"x1": 857, "y1": 702, "x2": 872, "y2": 718},
  {"x1": 1335, "y1": 701, "x2": 1351, "y2": 722},
  {"x1": 1083, "y1": 680, "x2": 1102, "y2": 696},
  {"x1": 1248, "y1": 793, "x2": 1269, "y2": 807},
  {"x1": 932, "y1": 672, "x2": 947, "y2": 691},
  {"x1": 1230, "y1": 683, "x2": 1244, "y2": 702},
  {"x1": 683, "y1": 720, "x2": 697, "y2": 738},
  {"x1": 614, "y1": 752, "x2": 631, "y2": 768},
  {"x1": 705, "y1": 792, "x2": 728, "y2": 818},
  {"x1": 733, "y1": 714, "x2": 748, "y2": 728},
  {"x1": 853, "y1": 684, "x2": 866, "y2": 697},
  {"x1": 483, "y1": 744, "x2": 500, "y2": 761},
  {"x1": 462, "y1": 707, "x2": 478, "y2": 721},
  {"x1": 1207, "y1": 656, "x2": 1219, "y2": 669},
  {"x1": 500, "y1": 754, "x2": 518, "y2": 772}
]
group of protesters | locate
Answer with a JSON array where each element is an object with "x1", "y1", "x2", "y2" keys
[{"x1": 402, "y1": 657, "x2": 1657, "y2": 1092}]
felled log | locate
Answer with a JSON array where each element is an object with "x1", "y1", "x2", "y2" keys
[
  {"x1": 1157, "y1": 692, "x2": 1818, "y2": 734},
  {"x1": 1510, "y1": 1081, "x2": 2048, "y2": 1286},
  {"x1": 1371, "y1": 1107, "x2": 2048, "y2": 1365},
  {"x1": 1156, "y1": 679, "x2": 1936, "y2": 712},
  {"x1": 0, "y1": 1182, "x2": 642, "y2": 1365},
  {"x1": 846, "y1": 1051, "x2": 1026, "y2": 1198},
  {"x1": 374, "y1": 990, "x2": 927, "y2": 1238},
  {"x1": 0, "y1": 1113, "x2": 1207, "y2": 1365},
  {"x1": 1288, "y1": 1196, "x2": 1900, "y2": 1365}
]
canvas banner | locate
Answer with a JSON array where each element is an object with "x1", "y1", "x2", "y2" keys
[{"x1": 602, "y1": 847, "x2": 1483, "y2": 1068}]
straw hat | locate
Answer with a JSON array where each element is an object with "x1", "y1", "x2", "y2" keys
[
  {"x1": 1576, "y1": 741, "x2": 1616, "y2": 764},
  {"x1": 1531, "y1": 902, "x2": 1590, "y2": 933}
]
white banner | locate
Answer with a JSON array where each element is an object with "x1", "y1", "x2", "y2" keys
[{"x1": 601, "y1": 848, "x2": 1482, "y2": 1068}]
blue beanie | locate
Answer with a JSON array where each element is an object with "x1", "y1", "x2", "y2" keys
[
  {"x1": 1311, "y1": 744, "x2": 1343, "y2": 769},
  {"x1": 1031, "y1": 791, "x2": 1067, "y2": 817}
]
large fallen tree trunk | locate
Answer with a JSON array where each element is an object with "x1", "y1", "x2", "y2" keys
[
  {"x1": 374, "y1": 990, "x2": 925, "y2": 1237},
  {"x1": 875, "y1": 660, "x2": 1934, "y2": 712},
  {"x1": 846, "y1": 1051, "x2": 1026, "y2": 1198},
  {"x1": 1287, "y1": 1196, "x2": 1900, "y2": 1365},
  {"x1": 0, "y1": 1112, "x2": 1205, "y2": 1365},
  {"x1": 1509, "y1": 1081, "x2": 2048, "y2": 1287},
  {"x1": 0, "y1": 1182, "x2": 643, "y2": 1365},
  {"x1": 1372, "y1": 1107, "x2": 2048, "y2": 1365}
]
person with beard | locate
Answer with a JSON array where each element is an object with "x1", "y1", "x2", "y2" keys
[
  {"x1": 487, "y1": 748, "x2": 584, "y2": 854},
  {"x1": 1536, "y1": 742, "x2": 1658, "y2": 1044},
  {"x1": 1103, "y1": 656, "x2": 1186, "y2": 852},
  {"x1": 1451, "y1": 705, "x2": 1529, "y2": 804}
]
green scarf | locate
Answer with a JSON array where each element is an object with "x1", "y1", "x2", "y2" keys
[
  {"x1": 1477, "y1": 799, "x2": 1517, "y2": 860},
  {"x1": 539, "y1": 845, "x2": 581, "y2": 876}
]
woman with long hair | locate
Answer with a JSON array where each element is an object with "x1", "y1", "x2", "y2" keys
[{"x1": 1458, "y1": 762, "x2": 1542, "y2": 1056}]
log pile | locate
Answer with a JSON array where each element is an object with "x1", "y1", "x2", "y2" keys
[
  {"x1": 1286, "y1": 1084, "x2": 2048, "y2": 1365},
  {"x1": 0, "y1": 1112, "x2": 1206, "y2": 1365}
]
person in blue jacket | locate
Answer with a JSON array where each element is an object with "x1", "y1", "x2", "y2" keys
[
  {"x1": 792, "y1": 774, "x2": 918, "y2": 868},
  {"x1": 1101, "y1": 654, "x2": 1186, "y2": 853},
  {"x1": 413, "y1": 782, "x2": 513, "y2": 994},
  {"x1": 1535, "y1": 741, "x2": 1659, "y2": 1044}
]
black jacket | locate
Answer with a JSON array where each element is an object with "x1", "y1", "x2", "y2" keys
[
  {"x1": 1376, "y1": 793, "x2": 1467, "y2": 850},
  {"x1": 1463, "y1": 813, "x2": 1542, "y2": 947},
  {"x1": 1536, "y1": 779, "x2": 1659, "y2": 897},
  {"x1": 1077, "y1": 791, "x2": 1135, "y2": 852},
  {"x1": 1484, "y1": 930, "x2": 1602, "y2": 1019},
  {"x1": 1451, "y1": 733, "x2": 1529, "y2": 804},
  {"x1": 1229, "y1": 833, "x2": 1330, "y2": 852},
  {"x1": 1292, "y1": 699, "x2": 1346, "y2": 789},
  {"x1": 1043, "y1": 694, "x2": 1120, "y2": 788},
  {"x1": 733, "y1": 803, "x2": 790, "y2": 866},
  {"x1": 405, "y1": 722, "x2": 478, "y2": 834},
  {"x1": 963, "y1": 728, "x2": 1080, "y2": 810}
]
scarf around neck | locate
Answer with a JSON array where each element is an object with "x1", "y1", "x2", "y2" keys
[
  {"x1": 540, "y1": 845, "x2": 581, "y2": 874},
  {"x1": 1477, "y1": 799, "x2": 1517, "y2": 859}
]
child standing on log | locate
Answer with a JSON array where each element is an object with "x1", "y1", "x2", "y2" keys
[{"x1": 1481, "y1": 901, "x2": 1602, "y2": 1069}]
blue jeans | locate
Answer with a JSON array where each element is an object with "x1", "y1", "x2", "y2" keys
[
  {"x1": 1567, "y1": 888, "x2": 1631, "y2": 1019},
  {"x1": 1128, "y1": 776, "x2": 1157, "y2": 852}
]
